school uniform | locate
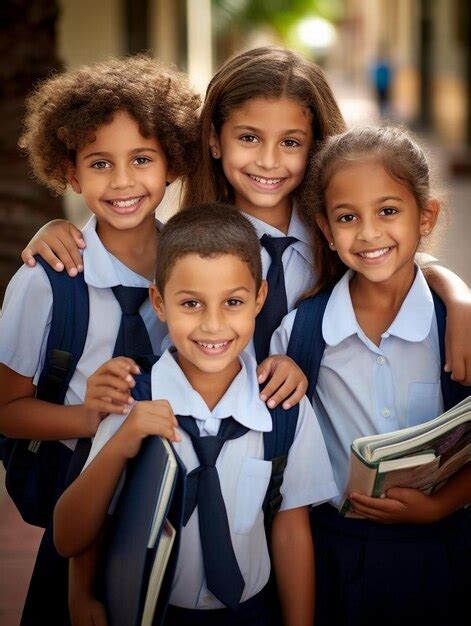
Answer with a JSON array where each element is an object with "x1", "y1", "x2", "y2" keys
[
  {"x1": 271, "y1": 268, "x2": 470, "y2": 626},
  {"x1": 87, "y1": 348, "x2": 338, "y2": 625},
  {"x1": 0, "y1": 215, "x2": 167, "y2": 625}
]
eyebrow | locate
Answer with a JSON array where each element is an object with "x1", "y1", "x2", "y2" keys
[
  {"x1": 82, "y1": 147, "x2": 160, "y2": 160},
  {"x1": 174, "y1": 286, "x2": 252, "y2": 296},
  {"x1": 332, "y1": 196, "x2": 405, "y2": 211},
  {"x1": 233, "y1": 125, "x2": 308, "y2": 136}
]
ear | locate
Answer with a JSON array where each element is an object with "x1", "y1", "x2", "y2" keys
[
  {"x1": 420, "y1": 199, "x2": 440, "y2": 237},
  {"x1": 315, "y1": 213, "x2": 336, "y2": 250},
  {"x1": 255, "y1": 279, "x2": 268, "y2": 316},
  {"x1": 209, "y1": 124, "x2": 221, "y2": 159},
  {"x1": 149, "y1": 284, "x2": 167, "y2": 322},
  {"x1": 66, "y1": 164, "x2": 82, "y2": 194}
]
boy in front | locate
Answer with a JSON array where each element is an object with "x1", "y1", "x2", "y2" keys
[{"x1": 54, "y1": 203, "x2": 338, "y2": 626}]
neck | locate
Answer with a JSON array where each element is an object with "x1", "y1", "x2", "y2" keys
[
  {"x1": 238, "y1": 199, "x2": 293, "y2": 235},
  {"x1": 349, "y1": 263, "x2": 416, "y2": 345},
  {"x1": 96, "y1": 215, "x2": 157, "y2": 280},
  {"x1": 176, "y1": 355, "x2": 242, "y2": 411}
]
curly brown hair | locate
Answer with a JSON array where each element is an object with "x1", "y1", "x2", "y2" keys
[{"x1": 19, "y1": 55, "x2": 202, "y2": 194}]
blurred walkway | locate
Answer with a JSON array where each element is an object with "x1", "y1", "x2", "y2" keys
[{"x1": 0, "y1": 76, "x2": 469, "y2": 626}]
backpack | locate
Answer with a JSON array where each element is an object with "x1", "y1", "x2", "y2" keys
[
  {"x1": 1, "y1": 256, "x2": 89, "y2": 527},
  {"x1": 287, "y1": 288, "x2": 470, "y2": 412}
]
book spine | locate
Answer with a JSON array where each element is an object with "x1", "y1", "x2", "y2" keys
[{"x1": 340, "y1": 450, "x2": 378, "y2": 516}]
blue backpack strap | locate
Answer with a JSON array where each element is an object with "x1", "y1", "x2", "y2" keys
[
  {"x1": 263, "y1": 403, "x2": 299, "y2": 528},
  {"x1": 35, "y1": 256, "x2": 89, "y2": 403},
  {"x1": 286, "y1": 288, "x2": 332, "y2": 399},
  {"x1": 432, "y1": 291, "x2": 471, "y2": 410}
]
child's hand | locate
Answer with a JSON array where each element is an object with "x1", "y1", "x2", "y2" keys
[
  {"x1": 69, "y1": 593, "x2": 108, "y2": 626},
  {"x1": 21, "y1": 219, "x2": 85, "y2": 276},
  {"x1": 257, "y1": 355, "x2": 308, "y2": 409},
  {"x1": 114, "y1": 399, "x2": 181, "y2": 459},
  {"x1": 84, "y1": 357, "x2": 140, "y2": 433},
  {"x1": 444, "y1": 298, "x2": 471, "y2": 385},
  {"x1": 348, "y1": 488, "x2": 443, "y2": 524}
]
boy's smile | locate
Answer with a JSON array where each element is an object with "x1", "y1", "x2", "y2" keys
[
  {"x1": 150, "y1": 253, "x2": 267, "y2": 395},
  {"x1": 68, "y1": 110, "x2": 168, "y2": 235},
  {"x1": 211, "y1": 97, "x2": 312, "y2": 230}
]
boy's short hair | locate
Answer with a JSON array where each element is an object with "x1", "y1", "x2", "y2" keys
[
  {"x1": 19, "y1": 55, "x2": 201, "y2": 194},
  {"x1": 155, "y1": 203, "x2": 263, "y2": 294}
]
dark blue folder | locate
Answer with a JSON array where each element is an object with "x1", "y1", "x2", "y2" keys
[{"x1": 102, "y1": 436, "x2": 186, "y2": 626}]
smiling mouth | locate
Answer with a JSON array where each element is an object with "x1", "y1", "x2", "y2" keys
[
  {"x1": 194, "y1": 340, "x2": 232, "y2": 354},
  {"x1": 357, "y1": 247, "x2": 392, "y2": 259},
  {"x1": 248, "y1": 174, "x2": 285, "y2": 187},
  {"x1": 107, "y1": 196, "x2": 144, "y2": 213}
]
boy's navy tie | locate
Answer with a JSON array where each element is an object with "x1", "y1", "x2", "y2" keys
[
  {"x1": 111, "y1": 285, "x2": 153, "y2": 358},
  {"x1": 254, "y1": 234, "x2": 298, "y2": 362},
  {"x1": 66, "y1": 286, "x2": 153, "y2": 484},
  {"x1": 177, "y1": 415, "x2": 249, "y2": 611}
]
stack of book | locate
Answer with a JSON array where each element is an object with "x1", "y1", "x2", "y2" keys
[{"x1": 341, "y1": 396, "x2": 471, "y2": 516}]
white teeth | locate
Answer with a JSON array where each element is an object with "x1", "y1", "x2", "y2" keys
[
  {"x1": 111, "y1": 197, "x2": 141, "y2": 208},
  {"x1": 198, "y1": 341, "x2": 229, "y2": 349},
  {"x1": 358, "y1": 247, "x2": 390, "y2": 259},
  {"x1": 249, "y1": 175, "x2": 283, "y2": 185}
]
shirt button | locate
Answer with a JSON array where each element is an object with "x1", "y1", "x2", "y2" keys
[
  {"x1": 381, "y1": 408, "x2": 390, "y2": 417},
  {"x1": 376, "y1": 355, "x2": 386, "y2": 365}
]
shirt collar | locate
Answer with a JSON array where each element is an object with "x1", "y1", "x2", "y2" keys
[
  {"x1": 151, "y1": 349, "x2": 273, "y2": 432},
  {"x1": 82, "y1": 215, "x2": 151, "y2": 288},
  {"x1": 323, "y1": 267, "x2": 435, "y2": 346},
  {"x1": 242, "y1": 202, "x2": 313, "y2": 265}
]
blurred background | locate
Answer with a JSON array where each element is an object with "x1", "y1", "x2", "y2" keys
[{"x1": 0, "y1": 0, "x2": 470, "y2": 624}]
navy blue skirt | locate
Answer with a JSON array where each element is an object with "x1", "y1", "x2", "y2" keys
[{"x1": 311, "y1": 504, "x2": 471, "y2": 626}]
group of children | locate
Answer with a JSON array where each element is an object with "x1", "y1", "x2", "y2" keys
[{"x1": 0, "y1": 46, "x2": 469, "y2": 626}]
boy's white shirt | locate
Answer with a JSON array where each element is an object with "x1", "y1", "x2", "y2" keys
[
  {"x1": 271, "y1": 268, "x2": 444, "y2": 507},
  {"x1": 0, "y1": 215, "x2": 167, "y2": 449},
  {"x1": 85, "y1": 348, "x2": 338, "y2": 609}
]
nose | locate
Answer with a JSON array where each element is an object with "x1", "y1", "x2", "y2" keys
[
  {"x1": 357, "y1": 216, "x2": 382, "y2": 242},
  {"x1": 110, "y1": 163, "x2": 135, "y2": 190},
  {"x1": 200, "y1": 305, "x2": 225, "y2": 334},
  {"x1": 255, "y1": 142, "x2": 280, "y2": 170}
]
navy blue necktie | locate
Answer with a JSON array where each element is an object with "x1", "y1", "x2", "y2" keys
[
  {"x1": 111, "y1": 285, "x2": 153, "y2": 359},
  {"x1": 254, "y1": 234, "x2": 298, "y2": 362},
  {"x1": 66, "y1": 286, "x2": 153, "y2": 486},
  {"x1": 178, "y1": 415, "x2": 249, "y2": 610}
]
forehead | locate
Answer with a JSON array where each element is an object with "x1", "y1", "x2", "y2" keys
[
  {"x1": 77, "y1": 110, "x2": 159, "y2": 154},
  {"x1": 165, "y1": 253, "x2": 256, "y2": 292},
  {"x1": 224, "y1": 97, "x2": 312, "y2": 133},
  {"x1": 325, "y1": 158, "x2": 417, "y2": 206}
]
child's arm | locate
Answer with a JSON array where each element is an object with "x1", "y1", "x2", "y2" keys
[
  {"x1": 421, "y1": 264, "x2": 471, "y2": 385},
  {"x1": 0, "y1": 364, "x2": 100, "y2": 440},
  {"x1": 271, "y1": 506, "x2": 314, "y2": 626},
  {"x1": 257, "y1": 355, "x2": 308, "y2": 409},
  {"x1": 349, "y1": 463, "x2": 471, "y2": 524},
  {"x1": 21, "y1": 219, "x2": 85, "y2": 276},
  {"x1": 54, "y1": 396, "x2": 180, "y2": 557},
  {"x1": 69, "y1": 539, "x2": 108, "y2": 626}
]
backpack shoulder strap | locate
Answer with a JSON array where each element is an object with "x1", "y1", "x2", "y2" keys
[
  {"x1": 432, "y1": 291, "x2": 471, "y2": 410},
  {"x1": 35, "y1": 256, "x2": 90, "y2": 404},
  {"x1": 263, "y1": 402, "x2": 300, "y2": 528},
  {"x1": 287, "y1": 288, "x2": 332, "y2": 399},
  {"x1": 130, "y1": 355, "x2": 161, "y2": 401}
]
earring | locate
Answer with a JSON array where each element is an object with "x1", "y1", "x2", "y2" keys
[
  {"x1": 423, "y1": 229, "x2": 430, "y2": 235},
  {"x1": 212, "y1": 149, "x2": 219, "y2": 158},
  {"x1": 329, "y1": 242, "x2": 335, "y2": 248}
]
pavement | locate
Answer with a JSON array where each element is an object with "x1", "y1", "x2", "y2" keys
[{"x1": 0, "y1": 79, "x2": 469, "y2": 625}]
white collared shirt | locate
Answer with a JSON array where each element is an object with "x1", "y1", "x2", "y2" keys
[
  {"x1": 86, "y1": 349, "x2": 337, "y2": 608},
  {"x1": 0, "y1": 216, "x2": 167, "y2": 449},
  {"x1": 271, "y1": 269, "x2": 444, "y2": 506}
]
